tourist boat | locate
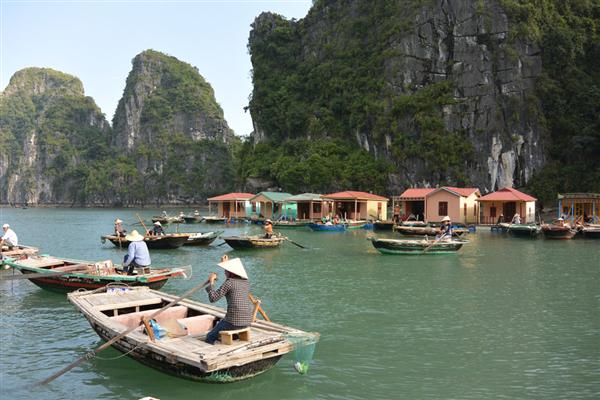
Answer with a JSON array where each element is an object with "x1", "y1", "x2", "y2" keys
[
  {"x1": 507, "y1": 224, "x2": 541, "y2": 238},
  {"x1": 183, "y1": 215, "x2": 203, "y2": 224},
  {"x1": 101, "y1": 233, "x2": 190, "y2": 249},
  {"x1": 4, "y1": 255, "x2": 189, "y2": 292},
  {"x1": 272, "y1": 220, "x2": 310, "y2": 229},
  {"x1": 541, "y1": 224, "x2": 576, "y2": 240},
  {"x1": 221, "y1": 235, "x2": 286, "y2": 250},
  {"x1": 1, "y1": 245, "x2": 39, "y2": 269},
  {"x1": 373, "y1": 221, "x2": 395, "y2": 231},
  {"x1": 152, "y1": 216, "x2": 184, "y2": 224},
  {"x1": 203, "y1": 216, "x2": 228, "y2": 224},
  {"x1": 183, "y1": 231, "x2": 221, "y2": 246},
  {"x1": 68, "y1": 286, "x2": 318, "y2": 383},
  {"x1": 580, "y1": 224, "x2": 600, "y2": 239},
  {"x1": 369, "y1": 237, "x2": 467, "y2": 254},
  {"x1": 307, "y1": 223, "x2": 346, "y2": 232}
]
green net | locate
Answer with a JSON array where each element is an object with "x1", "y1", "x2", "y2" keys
[{"x1": 285, "y1": 332, "x2": 319, "y2": 375}]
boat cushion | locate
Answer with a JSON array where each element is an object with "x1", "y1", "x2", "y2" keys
[
  {"x1": 177, "y1": 315, "x2": 216, "y2": 335},
  {"x1": 111, "y1": 306, "x2": 189, "y2": 329}
]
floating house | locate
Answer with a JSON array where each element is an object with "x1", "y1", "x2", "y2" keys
[
  {"x1": 284, "y1": 193, "x2": 329, "y2": 221},
  {"x1": 476, "y1": 187, "x2": 537, "y2": 224},
  {"x1": 248, "y1": 192, "x2": 294, "y2": 220},
  {"x1": 394, "y1": 187, "x2": 480, "y2": 223},
  {"x1": 322, "y1": 191, "x2": 388, "y2": 221},
  {"x1": 207, "y1": 193, "x2": 255, "y2": 219},
  {"x1": 557, "y1": 193, "x2": 600, "y2": 223}
]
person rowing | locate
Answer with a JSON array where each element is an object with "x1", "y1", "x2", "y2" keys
[
  {"x1": 122, "y1": 230, "x2": 151, "y2": 275},
  {"x1": 263, "y1": 219, "x2": 273, "y2": 238},
  {"x1": 114, "y1": 218, "x2": 127, "y2": 237},
  {"x1": 437, "y1": 216, "x2": 453, "y2": 239},
  {"x1": 204, "y1": 255, "x2": 252, "y2": 345},
  {"x1": 1, "y1": 223, "x2": 18, "y2": 249}
]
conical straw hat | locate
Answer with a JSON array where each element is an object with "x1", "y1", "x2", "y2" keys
[
  {"x1": 125, "y1": 230, "x2": 145, "y2": 242},
  {"x1": 217, "y1": 257, "x2": 248, "y2": 279}
]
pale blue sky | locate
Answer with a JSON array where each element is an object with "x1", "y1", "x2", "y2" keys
[{"x1": 1, "y1": 0, "x2": 312, "y2": 136}]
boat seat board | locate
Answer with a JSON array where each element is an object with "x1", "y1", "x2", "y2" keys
[
  {"x1": 17, "y1": 257, "x2": 66, "y2": 268},
  {"x1": 83, "y1": 288, "x2": 159, "y2": 307},
  {"x1": 110, "y1": 305, "x2": 189, "y2": 327},
  {"x1": 97, "y1": 297, "x2": 164, "y2": 312},
  {"x1": 219, "y1": 328, "x2": 251, "y2": 345}
]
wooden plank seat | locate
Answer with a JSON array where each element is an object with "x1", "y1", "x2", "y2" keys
[
  {"x1": 111, "y1": 305, "x2": 188, "y2": 329},
  {"x1": 219, "y1": 328, "x2": 251, "y2": 345},
  {"x1": 111, "y1": 307, "x2": 216, "y2": 337},
  {"x1": 176, "y1": 315, "x2": 216, "y2": 335}
]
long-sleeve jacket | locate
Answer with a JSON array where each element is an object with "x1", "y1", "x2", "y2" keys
[
  {"x1": 123, "y1": 241, "x2": 151, "y2": 267},
  {"x1": 206, "y1": 278, "x2": 252, "y2": 326}
]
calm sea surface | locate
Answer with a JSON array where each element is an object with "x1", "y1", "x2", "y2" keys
[{"x1": 0, "y1": 208, "x2": 598, "y2": 400}]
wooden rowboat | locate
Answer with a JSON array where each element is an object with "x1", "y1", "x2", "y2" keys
[
  {"x1": 345, "y1": 220, "x2": 367, "y2": 229},
  {"x1": 541, "y1": 224, "x2": 576, "y2": 240},
  {"x1": 507, "y1": 224, "x2": 541, "y2": 238},
  {"x1": 183, "y1": 216, "x2": 203, "y2": 224},
  {"x1": 373, "y1": 221, "x2": 395, "y2": 231},
  {"x1": 1, "y1": 244, "x2": 39, "y2": 269},
  {"x1": 3, "y1": 255, "x2": 189, "y2": 293},
  {"x1": 222, "y1": 236, "x2": 286, "y2": 250},
  {"x1": 152, "y1": 216, "x2": 184, "y2": 224},
  {"x1": 101, "y1": 233, "x2": 190, "y2": 249},
  {"x1": 203, "y1": 216, "x2": 228, "y2": 224},
  {"x1": 272, "y1": 221, "x2": 310, "y2": 229},
  {"x1": 68, "y1": 286, "x2": 318, "y2": 383},
  {"x1": 393, "y1": 225, "x2": 467, "y2": 237},
  {"x1": 183, "y1": 231, "x2": 221, "y2": 246},
  {"x1": 370, "y1": 237, "x2": 467, "y2": 254}
]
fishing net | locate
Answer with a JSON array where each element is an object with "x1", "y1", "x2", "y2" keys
[{"x1": 285, "y1": 332, "x2": 319, "y2": 375}]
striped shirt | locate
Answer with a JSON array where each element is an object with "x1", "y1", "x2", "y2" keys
[{"x1": 206, "y1": 278, "x2": 251, "y2": 326}]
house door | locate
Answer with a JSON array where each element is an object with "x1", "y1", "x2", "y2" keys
[
  {"x1": 503, "y1": 202, "x2": 516, "y2": 221},
  {"x1": 222, "y1": 202, "x2": 230, "y2": 217}
]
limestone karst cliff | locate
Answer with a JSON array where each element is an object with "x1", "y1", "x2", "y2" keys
[
  {"x1": 244, "y1": 0, "x2": 600, "y2": 199},
  {"x1": 0, "y1": 68, "x2": 110, "y2": 205}
]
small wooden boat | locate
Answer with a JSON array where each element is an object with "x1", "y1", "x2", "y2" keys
[
  {"x1": 373, "y1": 221, "x2": 395, "y2": 231},
  {"x1": 541, "y1": 224, "x2": 576, "y2": 240},
  {"x1": 101, "y1": 233, "x2": 190, "y2": 249},
  {"x1": 68, "y1": 286, "x2": 318, "y2": 382},
  {"x1": 1, "y1": 245, "x2": 39, "y2": 268},
  {"x1": 345, "y1": 220, "x2": 367, "y2": 229},
  {"x1": 152, "y1": 216, "x2": 184, "y2": 224},
  {"x1": 203, "y1": 216, "x2": 228, "y2": 224},
  {"x1": 222, "y1": 235, "x2": 286, "y2": 250},
  {"x1": 580, "y1": 225, "x2": 600, "y2": 239},
  {"x1": 183, "y1": 231, "x2": 221, "y2": 246},
  {"x1": 400, "y1": 220, "x2": 427, "y2": 227},
  {"x1": 370, "y1": 237, "x2": 467, "y2": 254},
  {"x1": 272, "y1": 220, "x2": 310, "y2": 229},
  {"x1": 4, "y1": 255, "x2": 189, "y2": 292},
  {"x1": 393, "y1": 225, "x2": 467, "y2": 237},
  {"x1": 307, "y1": 223, "x2": 346, "y2": 232},
  {"x1": 507, "y1": 224, "x2": 541, "y2": 238},
  {"x1": 183, "y1": 215, "x2": 203, "y2": 224}
]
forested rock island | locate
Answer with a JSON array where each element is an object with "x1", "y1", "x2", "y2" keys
[{"x1": 1, "y1": 0, "x2": 598, "y2": 207}]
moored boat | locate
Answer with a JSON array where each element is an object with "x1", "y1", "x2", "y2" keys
[
  {"x1": 580, "y1": 225, "x2": 600, "y2": 239},
  {"x1": 4, "y1": 255, "x2": 189, "y2": 292},
  {"x1": 272, "y1": 220, "x2": 310, "y2": 229},
  {"x1": 203, "y1": 216, "x2": 228, "y2": 224},
  {"x1": 101, "y1": 233, "x2": 190, "y2": 249},
  {"x1": 221, "y1": 235, "x2": 286, "y2": 250},
  {"x1": 68, "y1": 286, "x2": 319, "y2": 383},
  {"x1": 1, "y1": 244, "x2": 39, "y2": 268},
  {"x1": 507, "y1": 224, "x2": 541, "y2": 238},
  {"x1": 183, "y1": 231, "x2": 221, "y2": 246},
  {"x1": 541, "y1": 224, "x2": 576, "y2": 240},
  {"x1": 370, "y1": 237, "x2": 467, "y2": 254},
  {"x1": 307, "y1": 223, "x2": 346, "y2": 232},
  {"x1": 152, "y1": 216, "x2": 184, "y2": 224},
  {"x1": 344, "y1": 220, "x2": 367, "y2": 229},
  {"x1": 183, "y1": 215, "x2": 203, "y2": 224},
  {"x1": 393, "y1": 225, "x2": 467, "y2": 237},
  {"x1": 373, "y1": 221, "x2": 395, "y2": 231}
]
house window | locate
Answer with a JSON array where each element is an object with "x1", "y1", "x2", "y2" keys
[
  {"x1": 251, "y1": 202, "x2": 256, "y2": 212},
  {"x1": 313, "y1": 203, "x2": 321, "y2": 213},
  {"x1": 490, "y1": 206, "x2": 497, "y2": 218},
  {"x1": 438, "y1": 201, "x2": 448, "y2": 216},
  {"x1": 464, "y1": 204, "x2": 467, "y2": 216}
]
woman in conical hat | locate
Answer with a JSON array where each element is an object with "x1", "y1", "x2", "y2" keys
[
  {"x1": 122, "y1": 230, "x2": 151, "y2": 275},
  {"x1": 204, "y1": 255, "x2": 251, "y2": 344}
]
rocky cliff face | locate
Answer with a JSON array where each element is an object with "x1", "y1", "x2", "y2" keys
[
  {"x1": 248, "y1": 0, "x2": 546, "y2": 193},
  {"x1": 110, "y1": 50, "x2": 237, "y2": 204},
  {"x1": 0, "y1": 68, "x2": 110, "y2": 205}
]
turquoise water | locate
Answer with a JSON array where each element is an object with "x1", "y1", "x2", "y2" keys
[{"x1": 0, "y1": 208, "x2": 598, "y2": 399}]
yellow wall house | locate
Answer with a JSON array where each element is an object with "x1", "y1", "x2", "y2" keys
[
  {"x1": 322, "y1": 191, "x2": 388, "y2": 221},
  {"x1": 284, "y1": 193, "x2": 329, "y2": 221},
  {"x1": 425, "y1": 187, "x2": 481, "y2": 224},
  {"x1": 476, "y1": 187, "x2": 537, "y2": 224},
  {"x1": 557, "y1": 193, "x2": 600, "y2": 224}
]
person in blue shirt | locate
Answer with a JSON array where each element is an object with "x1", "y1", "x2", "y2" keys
[
  {"x1": 438, "y1": 216, "x2": 453, "y2": 239},
  {"x1": 150, "y1": 221, "x2": 165, "y2": 236},
  {"x1": 123, "y1": 230, "x2": 151, "y2": 275}
]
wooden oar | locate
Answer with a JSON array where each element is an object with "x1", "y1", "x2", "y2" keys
[
  {"x1": 37, "y1": 277, "x2": 215, "y2": 386},
  {"x1": 136, "y1": 213, "x2": 150, "y2": 235},
  {"x1": 284, "y1": 237, "x2": 308, "y2": 249},
  {"x1": 423, "y1": 233, "x2": 447, "y2": 253}
]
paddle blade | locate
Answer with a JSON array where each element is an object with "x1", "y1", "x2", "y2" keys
[{"x1": 179, "y1": 265, "x2": 193, "y2": 280}]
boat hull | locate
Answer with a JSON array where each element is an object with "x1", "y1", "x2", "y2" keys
[
  {"x1": 183, "y1": 216, "x2": 203, "y2": 224},
  {"x1": 272, "y1": 222, "x2": 310, "y2": 229},
  {"x1": 183, "y1": 232, "x2": 220, "y2": 246},
  {"x1": 542, "y1": 226, "x2": 576, "y2": 240},
  {"x1": 222, "y1": 236, "x2": 285, "y2": 250},
  {"x1": 581, "y1": 227, "x2": 600, "y2": 239},
  {"x1": 371, "y1": 238, "x2": 465, "y2": 254},
  {"x1": 373, "y1": 222, "x2": 394, "y2": 231},
  {"x1": 307, "y1": 223, "x2": 346, "y2": 232},
  {"x1": 507, "y1": 224, "x2": 541, "y2": 238},
  {"x1": 88, "y1": 318, "x2": 281, "y2": 383},
  {"x1": 103, "y1": 235, "x2": 190, "y2": 249}
]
